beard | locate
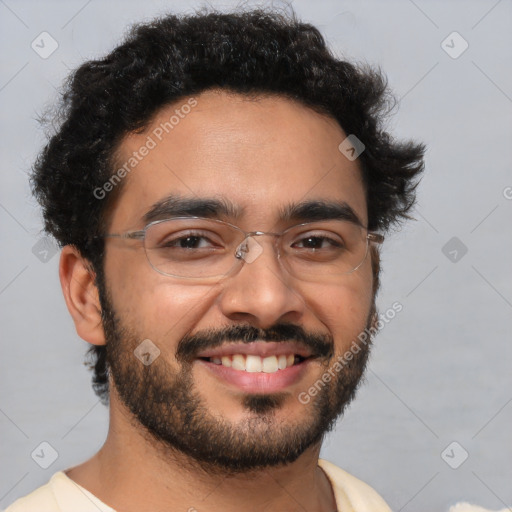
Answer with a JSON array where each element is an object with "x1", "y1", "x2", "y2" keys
[{"x1": 101, "y1": 288, "x2": 376, "y2": 476}]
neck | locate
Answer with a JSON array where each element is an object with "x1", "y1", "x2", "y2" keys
[{"x1": 66, "y1": 400, "x2": 337, "y2": 512}]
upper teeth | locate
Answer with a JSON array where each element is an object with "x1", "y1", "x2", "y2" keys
[{"x1": 209, "y1": 354, "x2": 297, "y2": 373}]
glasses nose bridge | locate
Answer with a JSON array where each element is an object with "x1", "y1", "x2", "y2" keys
[
  {"x1": 245, "y1": 230, "x2": 280, "y2": 241},
  {"x1": 234, "y1": 229, "x2": 283, "y2": 263}
]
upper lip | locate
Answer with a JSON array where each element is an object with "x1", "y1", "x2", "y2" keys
[{"x1": 196, "y1": 341, "x2": 314, "y2": 359}]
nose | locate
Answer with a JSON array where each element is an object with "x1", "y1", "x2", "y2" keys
[{"x1": 217, "y1": 235, "x2": 305, "y2": 328}]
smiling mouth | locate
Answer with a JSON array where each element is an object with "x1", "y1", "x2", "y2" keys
[
  {"x1": 197, "y1": 354, "x2": 311, "y2": 373},
  {"x1": 195, "y1": 353, "x2": 315, "y2": 394}
]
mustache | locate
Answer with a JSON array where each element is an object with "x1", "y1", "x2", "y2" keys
[{"x1": 176, "y1": 323, "x2": 334, "y2": 363}]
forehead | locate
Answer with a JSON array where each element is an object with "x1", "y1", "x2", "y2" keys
[{"x1": 108, "y1": 89, "x2": 367, "y2": 230}]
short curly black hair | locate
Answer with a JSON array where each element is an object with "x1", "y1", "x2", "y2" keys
[{"x1": 31, "y1": 7, "x2": 425, "y2": 403}]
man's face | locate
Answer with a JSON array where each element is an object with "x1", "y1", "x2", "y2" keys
[{"x1": 100, "y1": 89, "x2": 376, "y2": 474}]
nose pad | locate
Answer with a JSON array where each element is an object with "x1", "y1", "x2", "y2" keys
[{"x1": 234, "y1": 235, "x2": 264, "y2": 264}]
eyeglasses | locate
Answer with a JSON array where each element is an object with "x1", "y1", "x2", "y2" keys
[{"x1": 102, "y1": 216, "x2": 384, "y2": 282}]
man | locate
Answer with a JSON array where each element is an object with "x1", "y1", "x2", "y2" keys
[{"x1": 5, "y1": 8, "x2": 425, "y2": 512}]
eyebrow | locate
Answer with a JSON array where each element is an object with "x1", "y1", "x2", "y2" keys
[
  {"x1": 143, "y1": 195, "x2": 244, "y2": 224},
  {"x1": 142, "y1": 194, "x2": 364, "y2": 227},
  {"x1": 278, "y1": 199, "x2": 364, "y2": 227}
]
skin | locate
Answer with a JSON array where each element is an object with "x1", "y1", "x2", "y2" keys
[{"x1": 59, "y1": 89, "x2": 377, "y2": 512}]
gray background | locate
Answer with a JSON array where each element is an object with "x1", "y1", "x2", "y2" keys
[{"x1": 1, "y1": 1, "x2": 511, "y2": 510}]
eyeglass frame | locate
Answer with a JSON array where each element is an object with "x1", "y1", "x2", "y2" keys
[{"x1": 100, "y1": 216, "x2": 385, "y2": 280}]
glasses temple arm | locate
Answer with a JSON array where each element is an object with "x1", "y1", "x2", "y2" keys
[
  {"x1": 102, "y1": 231, "x2": 146, "y2": 240},
  {"x1": 367, "y1": 232, "x2": 384, "y2": 244}
]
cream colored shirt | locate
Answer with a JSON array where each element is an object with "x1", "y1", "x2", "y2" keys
[{"x1": 4, "y1": 458, "x2": 391, "y2": 511}]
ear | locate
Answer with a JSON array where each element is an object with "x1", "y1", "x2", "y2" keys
[
  {"x1": 368, "y1": 245, "x2": 381, "y2": 331},
  {"x1": 59, "y1": 245, "x2": 106, "y2": 346},
  {"x1": 370, "y1": 244, "x2": 381, "y2": 298}
]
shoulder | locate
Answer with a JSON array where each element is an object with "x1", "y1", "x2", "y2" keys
[
  {"x1": 3, "y1": 471, "x2": 114, "y2": 512},
  {"x1": 318, "y1": 458, "x2": 392, "y2": 512},
  {"x1": 449, "y1": 504, "x2": 511, "y2": 512},
  {"x1": 3, "y1": 473, "x2": 64, "y2": 512}
]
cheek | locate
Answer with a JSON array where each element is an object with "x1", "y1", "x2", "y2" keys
[
  {"x1": 147, "y1": 283, "x2": 217, "y2": 337},
  {"x1": 324, "y1": 284, "x2": 370, "y2": 324},
  {"x1": 110, "y1": 266, "x2": 219, "y2": 351},
  {"x1": 299, "y1": 266, "x2": 374, "y2": 348}
]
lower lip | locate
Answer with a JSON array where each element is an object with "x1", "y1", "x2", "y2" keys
[{"x1": 195, "y1": 358, "x2": 313, "y2": 393}]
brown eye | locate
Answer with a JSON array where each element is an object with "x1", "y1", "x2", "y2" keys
[
  {"x1": 292, "y1": 234, "x2": 344, "y2": 250},
  {"x1": 162, "y1": 235, "x2": 213, "y2": 249}
]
